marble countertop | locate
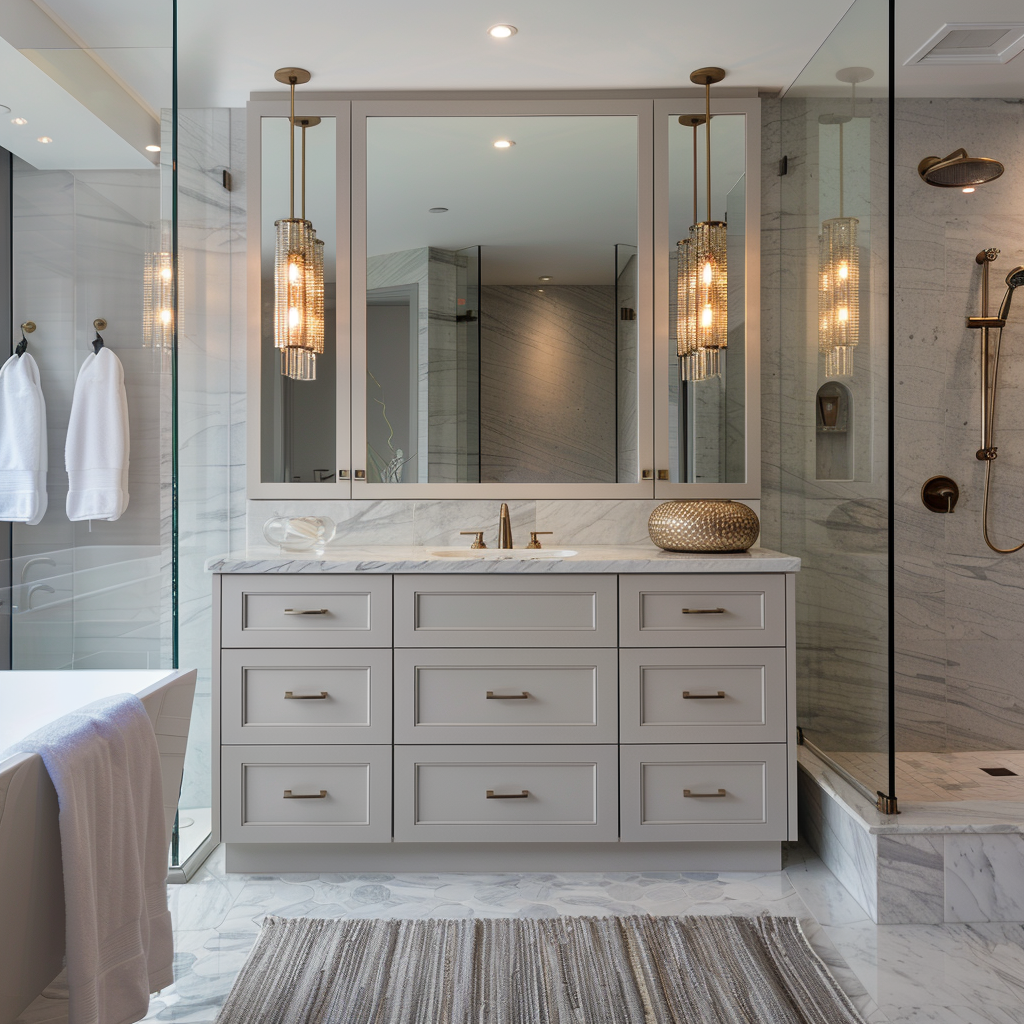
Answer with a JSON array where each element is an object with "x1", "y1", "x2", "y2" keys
[{"x1": 205, "y1": 544, "x2": 801, "y2": 574}]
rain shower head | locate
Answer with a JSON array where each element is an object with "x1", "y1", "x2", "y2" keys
[
  {"x1": 997, "y1": 266, "x2": 1024, "y2": 323},
  {"x1": 918, "y1": 149, "x2": 1004, "y2": 188}
]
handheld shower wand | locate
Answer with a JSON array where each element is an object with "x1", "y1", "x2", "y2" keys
[{"x1": 996, "y1": 266, "x2": 1024, "y2": 323}]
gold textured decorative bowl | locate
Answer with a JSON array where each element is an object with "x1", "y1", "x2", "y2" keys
[{"x1": 648, "y1": 499, "x2": 760, "y2": 552}]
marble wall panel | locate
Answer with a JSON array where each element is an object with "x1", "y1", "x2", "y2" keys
[
  {"x1": 945, "y1": 834, "x2": 1024, "y2": 923},
  {"x1": 480, "y1": 285, "x2": 617, "y2": 484},
  {"x1": 876, "y1": 833, "x2": 945, "y2": 925}
]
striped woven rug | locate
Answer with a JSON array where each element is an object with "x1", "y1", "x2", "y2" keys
[{"x1": 215, "y1": 914, "x2": 865, "y2": 1023}]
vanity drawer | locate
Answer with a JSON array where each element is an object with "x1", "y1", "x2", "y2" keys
[
  {"x1": 620, "y1": 744, "x2": 788, "y2": 842},
  {"x1": 619, "y1": 648, "x2": 787, "y2": 743},
  {"x1": 618, "y1": 575, "x2": 786, "y2": 648},
  {"x1": 393, "y1": 575, "x2": 616, "y2": 648},
  {"x1": 221, "y1": 649, "x2": 392, "y2": 744},
  {"x1": 394, "y1": 744, "x2": 618, "y2": 842},
  {"x1": 220, "y1": 575, "x2": 392, "y2": 648},
  {"x1": 221, "y1": 745, "x2": 392, "y2": 843},
  {"x1": 394, "y1": 648, "x2": 617, "y2": 744}
]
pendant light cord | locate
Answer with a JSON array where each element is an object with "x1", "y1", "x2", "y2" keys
[
  {"x1": 692, "y1": 124, "x2": 698, "y2": 226},
  {"x1": 839, "y1": 121, "x2": 844, "y2": 219},
  {"x1": 705, "y1": 78, "x2": 712, "y2": 221},
  {"x1": 301, "y1": 123, "x2": 306, "y2": 221},
  {"x1": 288, "y1": 77, "x2": 296, "y2": 219}
]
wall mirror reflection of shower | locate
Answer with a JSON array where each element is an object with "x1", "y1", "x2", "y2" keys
[{"x1": 363, "y1": 115, "x2": 639, "y2": 486}]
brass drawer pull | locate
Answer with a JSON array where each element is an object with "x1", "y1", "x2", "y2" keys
[
  {"x1": 682, "y1": 607, "x2": 726, "y2": 614},
  {"x1": 682, "y1": 690, "x2": 726, "y2": 700},
  {"x1": 284, "y1": 690, "x2": 329, "y2": 700},
  {"x1": 486, "y1": 691, "x2": 530, "y2": 700},
  {"x1": 283, "y1": 789, "x2": 328, "y2": 799},
  {"x1": 284, "y1": 608, "x2": 329, "y2": 615},
  {"x1": 683, "y1": 788, "x2": 727, "y2": 798},
  {"x1": 486, "y1": 789, "x2": 529, "y2": 799}
]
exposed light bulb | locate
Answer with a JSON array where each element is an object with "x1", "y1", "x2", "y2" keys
[
  {"x1": 702, "y1": 262, "x2": 712, "y2": 284},
  {"x1": 288, "y1": 307, "x2": 300, "y2": 328},
  {"x1": 838, "y1": 262, "x2": 848, "y2": 280},
  {"x1": 159, "y1": 309, "x2": 172, "y2": 325},
  {"x1": 288, "y1": 261, "x2": 301, "y2": 284},
  {"x1": 701, "y1": 305, "x2": 713, "y2": 328},
  {"x1": 488, "y1": 24, "x2": 517, "y2": 37},
  {"x1": 838, "y1": 306, "x2": 849, "y2": 323},
  {"x1": 160, "y1": 267, "x2": 173, "y2": 281}
]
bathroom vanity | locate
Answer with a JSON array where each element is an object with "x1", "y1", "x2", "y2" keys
[{"x1": 209, "y1": 546, "x2": 799, "y2": 872}]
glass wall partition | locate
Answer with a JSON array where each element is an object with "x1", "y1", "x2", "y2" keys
[{"x1": 773, "y1": 0, "x2": 893, "y2": 806}]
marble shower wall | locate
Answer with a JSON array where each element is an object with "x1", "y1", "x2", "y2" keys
[
  {"x1": 175, "y1": 108, "x2": 249, "y2": 810},
  {"x1": 759, "y1": 93, "x2": 891, "y2": 757},
  {"x1": 893, "y1": 98, "x2": 1024, "y2": 753},
  {"x1": 9, "y1": 160, "x2": 172, "y2": 671},
  {"x1": 481, "y1": 285, "x2": 617, "y2": 483}
]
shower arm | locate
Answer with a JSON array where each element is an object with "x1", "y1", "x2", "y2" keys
[{"x1": 967, "y1": 249, "x2": 1002, "y2": 460}]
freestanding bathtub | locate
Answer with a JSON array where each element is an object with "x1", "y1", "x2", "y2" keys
[{"x1": 0, "y1": 668, "x2": 197, "y2": 1024}]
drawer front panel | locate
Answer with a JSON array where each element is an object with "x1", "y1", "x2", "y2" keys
[
  {"x1": 620, "y1": 744, "x2": 788, "y2": 841},
  {"x1": 221, "y1": 649, "x2": 392, "y2": 744},
  {"x1": 394, "y1": 648, "x2": 617, "y2": 743},
  {"x1": 221, "y1": 575, "x2": 392, "y2": 648},
  {"x1": 394, "y1": 745, "x2": 617, "y2": 842},
  {"x1": 619, "y1": 648, "x2": 786, "y2": 743},
  {"x1": 221, "y1": 745, "x2": 391, "y2": 843},
  {"x1": 394, "y1": 576, "x2": 616, "y2": 648},
  {"x1": 619, "y1": 575, "x2": 786, "y2": 648}
]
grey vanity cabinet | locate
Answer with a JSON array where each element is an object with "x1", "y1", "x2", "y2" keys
[{"x1": 215, "y1": 570, "x2": 796, "y2": 859}]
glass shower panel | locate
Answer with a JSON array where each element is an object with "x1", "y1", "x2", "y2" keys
[{"x1": 775, "y1": 0, "x2": 892, "y2": 804}]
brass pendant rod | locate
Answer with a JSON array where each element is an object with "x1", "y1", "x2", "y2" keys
[
  {"x1": 705, "y1": 78, "x2": 712, "y2": 222},
  {"x1": 692, "y1": 123, "x2": 698, "y2": 227},
  {"x1": 301, "y1": 122, "x2": 307, "y2": 221},
  {"x1": 839, "y1": 121, "x2": 844, "y2": 219},
  {"x1": 288, "y1": 76, "x2": 296, "y2": 220}
]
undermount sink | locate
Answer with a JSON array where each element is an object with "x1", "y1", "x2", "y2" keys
[{"x1": 430, "y1": 548, "x2": 578, "y2": 560}]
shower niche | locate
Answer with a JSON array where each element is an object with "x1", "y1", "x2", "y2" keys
[{"x1": 815, "y1": 382, "x2": 852, "y2": 480}]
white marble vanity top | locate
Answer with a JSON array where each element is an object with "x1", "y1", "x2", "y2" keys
[{"x1": 206, "y1": 544, "x2": 800, "y2": 574}]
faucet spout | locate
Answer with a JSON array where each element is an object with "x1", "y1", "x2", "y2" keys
[{"x1": 498, "y1": 503, "x2": 514, "y2": 549}]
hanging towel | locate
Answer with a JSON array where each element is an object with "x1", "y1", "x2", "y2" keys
[
  {"x1": 3, "y1": 694, "x2": 173, "y2": 1024},
  {"x1": 0, "y1": 351, "x2": 48, "y2": 525},
  {"x1": 65, "y1": 347, "x2": 129, "y2": 522}
]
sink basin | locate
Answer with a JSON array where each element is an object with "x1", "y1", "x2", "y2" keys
[{"x1": 430, "y1": 548, "x2": 578, "y2": 560}]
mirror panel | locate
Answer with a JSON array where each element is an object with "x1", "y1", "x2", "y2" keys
[
  {"x1": 260, "y1": 115, "x2": 337, "y2": 483},
  {"x1": 364, "y1": 115, "x2": 639, "y2": 485},
  {"x1": 667, "y1": 111, "x2": 746, "y2": 484}
]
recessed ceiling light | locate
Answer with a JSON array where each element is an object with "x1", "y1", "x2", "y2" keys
[
  {"x1": 428, "y1": 206, "x2": 449, "y2": 213},
  {"x1": 538, "y1": 276, "x2": 552, "y2": 281},
  {"x1": 537, "y1": 288, "x2": 545, "y2": 293},
  {"x1": 962, "y1": 186, "x2": 976, "y2": 193},
  {"x1": 11, "y1": 117, "x2": 27, "y2": 125},
  {"x1": 37, "y1": 136, "x2": 52, "y2": 144},
  {"x1": 488, "y1": 24, "x2": 517, "y2": 38},
  {"x1": 493, "y1": 139, "x2": 515, "y2": 149},
  {"x1": 145, "y1": 144, "x2": 161, "y2": 152}
]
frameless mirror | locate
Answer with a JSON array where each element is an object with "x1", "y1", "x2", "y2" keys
[
  {"x1": 260, "y1": 115, "x2": 337, "y2": 483},
  {"x1": 364, "y1": 115, "x2": 639, "y2": 485},
  {"x1": 667, "y1": 112, "x2": 746, "y2": 483}
]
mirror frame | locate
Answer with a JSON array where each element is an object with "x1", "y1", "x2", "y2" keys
[
  {"x1": 246, "y1": 93, "x2": 761, "y2": 501},
  {"x1": 653, "y1": 97, "x2": 761, "y2": 499},
  {"x1": 351, "y1": 98, "x2": 655, "y2": 499}
]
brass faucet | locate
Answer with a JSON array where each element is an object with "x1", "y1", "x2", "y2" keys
[{"x1": 498, "y1": 503, "x2": 514, "y2": 549}]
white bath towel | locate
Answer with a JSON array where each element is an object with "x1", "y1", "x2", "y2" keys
[
  {"x1": 65, "y1": 347, "x2": 129, "y2": 522},
  {"x1": 0, "y1": 351, "x2": 48, "y2": 524},
  {"x1": 5, "y1": 694, "x2": 173, "y2": 1024}
]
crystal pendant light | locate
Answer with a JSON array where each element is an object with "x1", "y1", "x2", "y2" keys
[
  {"x1": 818, "y1": 67, "x2": 871, "y2": 378},
  {"x1": 683, "y1": 67, "x2": 728, "y2": 381},
  {"x1": 676, "y1": 115, "x2": 701, "y2": 380},
  {"x1": 273, "y1": 67, "x2": 324, "y2": 381},
  {"x1": 143, "y1": 242, "x2": 174, "y2": 351}
]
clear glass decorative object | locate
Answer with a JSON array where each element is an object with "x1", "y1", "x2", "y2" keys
[{"x1": 262, "y1": 515, "x2": 336, "y2": 551}]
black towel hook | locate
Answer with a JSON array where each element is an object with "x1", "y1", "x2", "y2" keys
[
  {"x1": 92, "y1": 318, "x2": 107, "y2": 354},
  {"x1": 16, "y1": 321, "x2": 35, "y2": 357}
]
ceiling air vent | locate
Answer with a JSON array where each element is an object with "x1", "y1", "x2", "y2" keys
[{"x1": 905, "y1": 23, "x2": 1024, "y2": 65}]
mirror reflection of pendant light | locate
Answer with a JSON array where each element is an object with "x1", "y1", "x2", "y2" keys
[
  {"x1": 818, "y1": 67, "x2": 871, "y2": 379},
  {"x1": 273, "y1": 67, "x2": 324, "y2": 381},
  {"x1": 682, "y1": 67, "x2": 728, "y2": 381},
  {"x1": 676, "y1": 115, "x2": 703, "y2": 380},
  {"x1": 143, "y1": 227, "x2": 175, "y2": 354}
]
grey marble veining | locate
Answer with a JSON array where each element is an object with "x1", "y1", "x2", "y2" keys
[{"x1": 206, "y1": 544, "x2": 800, "y2": 574}]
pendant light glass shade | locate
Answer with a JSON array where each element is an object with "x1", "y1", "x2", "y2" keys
[
  {"x1": 143, "y1": 249, "x2": 174, "y2": 350},
  {"x1": 692, "y1": 219, "x2": 728, "y2": 367},
  {"x1": 818, "y1": 216, "x2": 860, "y2": 378}
]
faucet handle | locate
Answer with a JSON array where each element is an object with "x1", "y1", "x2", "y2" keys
[
  {"x1": 460, "y1": 531, "x2": 487, "y2": 549},
  {"x1": 527, "y1": 531, "x2": 553, "y2": 550}
]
